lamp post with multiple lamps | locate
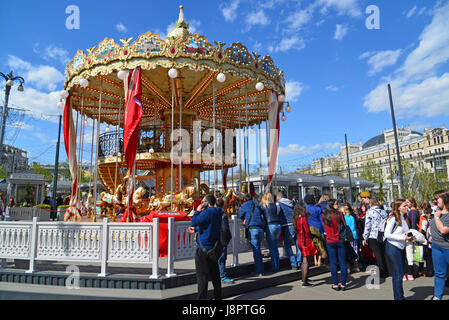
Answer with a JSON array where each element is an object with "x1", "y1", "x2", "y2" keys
[{"x1": 0, "y1": 71, "x2": 25, "y2": 163}]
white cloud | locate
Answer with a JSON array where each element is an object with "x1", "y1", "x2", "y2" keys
[
  {"x1": 7, "y1": 87, "x2": 61, "y2": 121},
  {"x1": 188, "y1": 19, "x2": 201, "y2": 34},
  {"x1": 115, "y1": 23, "x2": 127, "y2": 33},
  {"x1": 284, "y1": 8, "x2": 314, "y2": 31},
  {"x1": 221, "y1": 0, "x2": 240, "y2": 22},
  {"x1": 285, "y1": 81, "x2": 304, "y2": 102},
  {"x1": 406, "y1": 6, "x2": 417, "y2": 18},
  {"x1": 279, "y1": 142, "x2": 341, "y2": 156},
  {"x1": 360, "y1": 50, "x2": 403, "y2": 76},
  {"x1": 364, "y1": 2, "x2": 449, "y2": 118},
  {"x1": 317, "y1": 0, "x2": 362, "y2": 18},
  {"x1": 245, "y1": 9, "x2": 270, "y2": 30},
  {"x1": 7, "y1": 55, "x2": 64, "y2": 91},
  {"x1": 418, "y1": 7, "x2": 427, "y2": 16},
  {"x1": 276, "y1": 35, "x2": 305, "y2": 52},
  {"x1": 43, "y1": 45, "x2": 70, "y2": 65},
  {"x1": 334, "y1": 24, "x2": 348, "y2": 40}
]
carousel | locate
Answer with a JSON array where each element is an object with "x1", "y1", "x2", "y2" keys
[{"x1": 59, "y1": 5, "x2": 288, "y2": 223}]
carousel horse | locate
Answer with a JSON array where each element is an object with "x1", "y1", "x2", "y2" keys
[
  {"x1": 112, "y1": 183, "x2": 126, "y2": 215},
  {"x1": 132, "y1": 186, "x2": 155, "y2": 215},
  {"x1": 98, "y1": 192, "x2": 114, "y2": 217},
  {"x1": 85, "y1": 193, "x2": 96, "y2": 222},
  {"x1": 199, "y1": 183, "x2": 210, "y2": 197}
]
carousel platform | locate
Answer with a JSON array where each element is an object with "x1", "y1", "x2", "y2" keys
[{"x1": 0, "y1": 252, "x2": 329, "y2": 300}]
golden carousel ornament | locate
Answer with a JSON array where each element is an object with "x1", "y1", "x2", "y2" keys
[{"x1": 60, "y1": 5, "x2": 287, "y2": 222}]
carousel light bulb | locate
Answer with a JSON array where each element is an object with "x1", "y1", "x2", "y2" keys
[
  {"x1": 117, "y1": 152, "x2": 122, "y2": 157},
  {"x1": 255, "y1": 82, "x2": 264, "y2": 91},
  {"x1": 84, "y1": 119, "x2": 88, "y2": 126},
  {"x1": 57, "y1": 101, "x2": 64, "y2": 109},
  {"x1": 250, "y1": 127, "x2": 255, "y2": 134},
  {"x1": 231, "y1": 152, "x2": 235, "y2": 158},
  {"x1": 79, "y1": 78, "x2": 89, "y2": 88},
  {"x1": 217, "y1": 72, "x2": 226, "y2": 83},
  {"x1": 278, "y1": 94, "x2": 285, "y2": 102},
  {"x1": 168, "y1": 68, "x2": 178, "y2": 79},
  {"x1": 149, "y1": 148, "x2": 154, "y2": 154},
  {"x1": 105, "y1": 125, "x2": 111, "y2": 132},
  {"x1": 60, "y1": 90, "x2": 69, "y2": 99},
  {"x1": 281, "y1": 112, "x2": 287, "y2": 122},
  {"x1": 117, "y1": 70, "x2": 128, "y2": 80}
]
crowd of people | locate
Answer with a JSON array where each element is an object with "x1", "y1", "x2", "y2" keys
[{"x1": 188, "y1": 185, "x2": 449, "y2": 301}]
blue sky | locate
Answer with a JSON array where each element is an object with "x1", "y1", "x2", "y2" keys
[{"x1": 1, "y1": 0, "x2": 449, "y2": 172}]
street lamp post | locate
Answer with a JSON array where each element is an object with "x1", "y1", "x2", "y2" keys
[
  {"x1": 0, "y1": 71, "x2": 25, "y2": 163},
  {"x1": 388, "y1": 84, "x2": 404, "y2": 197}
]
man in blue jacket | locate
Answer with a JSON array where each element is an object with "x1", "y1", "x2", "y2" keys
[
  {"x1": 239, "y1": 192, "x2": 266, "y2": 276},
  {"x1": 188, "y1": 194, "x2": 222, "y2": 300},
  {"x1": 276, "y1": 190, "x2": 302, "y2": 269}
]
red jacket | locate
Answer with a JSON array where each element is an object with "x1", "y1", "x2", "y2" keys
[
  {"x1": 322, "y1": 211, "x2": 342, "y2": 243},
  {"x1": 296, "y1": 216, "x2": 313, "y2": 249}
]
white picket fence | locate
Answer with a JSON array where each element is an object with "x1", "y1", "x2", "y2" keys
[{"x1": 0, "y1": 215, "x2": 271, "y2": 279}]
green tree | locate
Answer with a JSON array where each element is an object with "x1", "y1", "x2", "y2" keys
[
  {"x1": 30, "y1": 162, "x2": 53, "y2": 183},
  {"x1": 360, "y1": 160, "x2": 385, "y2": 201},
  {"x1": 331, "y1": 161, "x2": 344, "y2": 178},
  {"x1": 0, "y1": 165, "x2": 7, "y2": 180}
]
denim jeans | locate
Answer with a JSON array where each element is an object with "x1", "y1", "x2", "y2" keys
[
  {"x1": 265, "y1": 223, "x2": 281, "y2": 272},
  {"x1": 432, "y1": 244, "x2": 449, "y2": 299},
  {"x1": 326, "y1": 241, "x2": 347, "y2": 286},
  {"x1": 385, "y1": 242, "x2": 405, "y2": 300},
  {"x1": 218, "y1": 245, "x2": 228, "y2": 279},
  {"x1": 282, "y1": 225, "x2": 302, "y2": 267},
  {"x1": 249, "y1": 227, "x2": 265, "y2": 274}
]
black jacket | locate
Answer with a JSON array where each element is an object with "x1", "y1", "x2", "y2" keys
[
  {"x1": 220, "y1": 209, "x2": 232, "y2": 246},
  {"x1": 260, "y1": 203, "x2": 282, "y2": 225}
]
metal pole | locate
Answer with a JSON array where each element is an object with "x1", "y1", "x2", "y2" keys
[
  {"x1": 0, "y1": 86, "x2": 11, "y2": 163},
  {"x1": 93, "y1": 81, "x2": 103, "y2": 203},
  {"x1": 344, "y1": 133, "x2": 353, "y2": 206},
  {"x1": 433, "y1": 153, "x2": 440, "y2": 190},
  {"x1": 213, "y1": 81, "x2": 216, "y2": 197},
  {"x1": 387, "y1": 144, "x2": 395, "y2": 200},
  {"x1": 114, "y1": 95, "x2": 122, "y2": 192},
  {"x1": 388, "y1": 84, "x2": 404, "y2": 196},
  {"x1": 179, "y1": 89, "x2": 182, "y2": 193},
  {"x1": 245, "y1": 86, "x2": 249, "y2": 192},
  {"x1": 171, "y1": 78, "x2": 174, "y2": 209},
  {"x1": 52, "y1": 115, "x2": 62, "y2": 215}
]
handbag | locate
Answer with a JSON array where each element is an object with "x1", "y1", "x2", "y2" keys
[
  {"x1": 244, "y1": 201, "x2": 256, "y2": 239},
  {"x1": 338, "y1": 213, "x2": 354, "y2": 243},
  {"x1": 198, "y1": 232, "x2": 223, "y2": 263}
]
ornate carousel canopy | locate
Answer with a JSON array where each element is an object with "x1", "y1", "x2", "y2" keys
[{"x1": 63, "y1": 5, "x2": 286, "y2": 130}]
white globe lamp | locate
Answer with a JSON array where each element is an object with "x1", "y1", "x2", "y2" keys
[
  {"x1": 117, "y1": 70, "x2": 128, "y2": 80},
  {"x1": 217, "y1": 72, "x2": 226, "y2": 83},
  {"x1": 255, "y1": 82, "x2": 264, "y2": 91},
  {"x1": 79, "y1": 78, "x2": 89, "y2": 88},
  {"x1": 168, "y1": 68, "x2": 178, "y2": 79}
]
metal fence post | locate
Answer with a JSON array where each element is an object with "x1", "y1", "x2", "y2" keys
[
  {"x1": 150, "y1": 218, "x2": 160, "y2": 279},
  {"x1": 165, "y1": 217, "x2": 176, "y2": 277},
  {"x1": 231, "y1": 215, "x2": 239, "y2": 267},
  {"x1": 98, "y1": 218, "x2": 109, "y2": 277},
  {"x1": 26, "y1": 217, "x2": 39, "y2": 273}
]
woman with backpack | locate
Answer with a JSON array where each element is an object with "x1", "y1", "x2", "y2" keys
[
  {"x1": 293, "y1": 203, "x2": 317, "y2": 288},
  {"x1": 363, "y1": 197, "x2": 390, "y2": 278},
  {"x1": 404, "y1": 197, "x2": 420, "y2": 280},
  {"x1": 384, "y1": 199, "x2": 413, "y2": 300},
  {"x1": 322, "y1": 199, "x2": 348, "y2": 291},
  {"x1": 341, "y1": 203, "x2": 360, "y2": 273},
  {"x1": 260, "y1": 193, "x2": 282, "y2": 273},
  {"x1": 304, "y1": 194, "x2": 326, "y2": 267}
]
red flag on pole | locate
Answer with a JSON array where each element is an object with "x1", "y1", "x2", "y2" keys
[
  {"x1": 62, "y1": 95, "x2": 81, "y2": 221},
  {"x1": 121, "y1": 67, "x2": 143, "y2": 222}
]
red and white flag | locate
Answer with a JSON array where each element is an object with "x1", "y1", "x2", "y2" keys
[
  {"x1": 266, "y1": 91, "x2": 280, "y2": 190},
  {"x1": 120, "y1": 67, "x2": 143, "y2": 222},
  {"x1": 62, "y1": 95, "x2": 80, "y2": 221}
]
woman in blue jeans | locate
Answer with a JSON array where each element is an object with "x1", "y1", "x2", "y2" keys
[
  {"x1": 322, "y1": 199, "x2": 347, "y2": 291},
  {"x1": 429, "y1": 192, "x2": 449, "y2": 300},
  {"x1": 260, "y1": 193, "x2": 282, "y2": 272},
  {"x1": 384, "y1": 199, "x2": 413, "y2": 300}
]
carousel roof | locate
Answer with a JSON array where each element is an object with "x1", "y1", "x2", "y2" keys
[{"x1": 63, "y1": 5, "x2": 286, "y2": 130}]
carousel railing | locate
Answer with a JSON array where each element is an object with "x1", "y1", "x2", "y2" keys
[{"x1": 0, "y1": 215, "x2": 276, "y2": 279}]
